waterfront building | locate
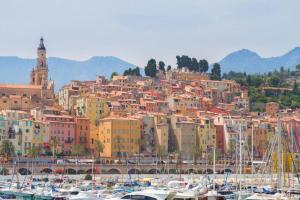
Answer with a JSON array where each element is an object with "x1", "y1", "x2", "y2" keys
[
  {"x1": 43, "y1": 113, "x2": 75, "y2": 154},
  {"x1": 98, "y1": 117, "x2": 141, "y2": 159},
  {"x1": 153, "y1": 113, "x2": 169, "y2": 155},
  {"x1": 19, "y1": 119, "x2": 34, "y2": 155},
  {"x1": 169, "y1": 115, "x2": 197, "y2": 160},
  {"x1": 195, "y1": 117, "x2": 216, "y2": 159},
  {"x1": 74, "y1": 117, "x2": 90, "y2": 150},
  {"x1": 0, "y1": 116, "x2": 8, "y2": 142}
]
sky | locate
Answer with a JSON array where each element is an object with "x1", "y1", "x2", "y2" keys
[{"x1": 0, "y1": 0, "x2": 299, "y2": 67}]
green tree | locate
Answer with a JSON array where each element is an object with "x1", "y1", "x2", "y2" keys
[
  {"x1": 293, "y1": 81, "x2": 299, "y2": 93},
  {"x1": 0, "y1": 140, "x2": 15, "y2": 158},
  {"x1": 156, "y1": 145, "x2": 165, "y2": 162},
  {"x1": 199, "y1": 59, "x2": 209, "y2": 72},
  {"x1": 268, "y1": 75, "x2": 280, "y2": 87},
  {"x1": 110, "y1": 72, "x2": 118, "y2": 79},
  {"x1": 296, "y1": 64, "x2": 300, "y2": 70},
  {"x1": 50, "y1": 137, "x2": 59, "y2": 158},
  {"x1": 167, "y1": 65, "x2": 171, "y2": 71},
  {"x1": 248, "y1": 75, "x2": 264, "y2": 87},
  {"x1": 84, "y1": 174, "x2": 92, "y2": 180},
  {"x1": 210, "y1": 63, "x2": 221, "y2": 80},
  {"x1": 123, "y1": 68, "x2": 132, "y2": 76},
  {"x1": 145, "y1": 58, "x2": 158, "y2": 78},
  {"x1": 176, "y1": 55, "x2": 192, "y2": 70},
  {"x1": 191, "y1": 58, "x2": 198, "y2": 71},
  {"x1": 72, "y1": 144, "x2": 86, "y2": 157},
  {"x1": 158, "y1": 61, "x2": 166, "y2": 72},
  {"x1": 124, "y1": 67, "x2": 141, "y2": 76},
  {"x1": 176, "y1": 55, "x2": 183, "y2": 68},
  {"x1": 28, "y1": 146, "x2": 41, "y2": 158},
  {"x1": 132, "y1": 67, "x2": 141, "y2": 76}
]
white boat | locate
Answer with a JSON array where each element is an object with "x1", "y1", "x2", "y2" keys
[
  {"x1": 246, "y1": 193, "x2": 291, "y2": 200},
  {"x1": 111, "y1": 190, "x2": 176, "y2": 200},
  {"x1": 174, "y1": 190, "x2": 207, "y2": 200},
  {"x1": 205, "y1": 190, "x2": 226, "y2": 200}
]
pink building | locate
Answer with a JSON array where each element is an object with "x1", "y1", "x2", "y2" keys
[{"x1": 43, "y1": 114, "x2": 75, "y2": 154}]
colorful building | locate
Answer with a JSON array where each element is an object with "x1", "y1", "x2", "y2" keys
[
  {"x1": 43, "y1": 113, "x2": 75, "y2": 154},
  {"x1": 74, "y1": 117, "x2": 90, "y2": 150},
  {"x1": 196, "y1": 117, "x2": 216, "y2": 158},
  {"x1": 98, "y1": 117, "x2": 141, "y2": 159},
  {"x1": 170, "y1": 115, "x2": 197, "y2": 160},
  {"x1": 76, "y1": 95, "x2": 110, "y2": 125}
]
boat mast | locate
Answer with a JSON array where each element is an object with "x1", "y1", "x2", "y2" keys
[
  {"x1": 239, "y1": 123, "x2": 242, "y2": 194},
  {"x1": 251, "y1": 124, "x2": 254, "y2": 175},
  {"x1": 213, "y1": 146, "x2": 216, "y2": 191},
  {"x1": 291, "y1": 125, "x2": 294, "y2": 177},
  {"x1": 277, "y1": 115, "x2": 282, "y2": 190},
  {"x1": 251, "y1": 124, "x2": 254, "y2": 193}
]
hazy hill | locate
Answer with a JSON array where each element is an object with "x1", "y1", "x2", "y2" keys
[
  {"x1": 219, "y1": 47, "x2": 300, "y2": 73},
  {"x1": 0, "y1": 56, "x2": 135, "y2": 90}
]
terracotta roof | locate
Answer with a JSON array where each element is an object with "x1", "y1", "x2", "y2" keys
[{"x1": 0, "y1": 84, "x2": 41, "y2": 89}]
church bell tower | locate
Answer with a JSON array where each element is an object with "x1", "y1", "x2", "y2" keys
[{"x1": 30, "y1": 37, "x2": 48, "y2": 86}]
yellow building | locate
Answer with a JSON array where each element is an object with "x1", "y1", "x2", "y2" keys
[
  {"x1": 90, "y1": 124, "x2": 99, "y2": 150},
  {"x1": 32, "y1": 121, "x2": 49, "y2": 149},
  {"x1": 196, "y1": 117, "x2": 216, "y2": 158},
  {"x1": 76, "y1": 95, "x2": 110, "y2": 125},
  {"x1": 98, "y1": 117, "x2": 141, "y2": 159}
]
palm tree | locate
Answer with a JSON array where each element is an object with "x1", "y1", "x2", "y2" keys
[
  {"x1": 50, "y1": 137, "x2": 59, "y2": 160},
  {"x1": 192, "y1": 147, "x2": 201, "y2": 164},
  {"x1": 156, "y1": 145, "x2": 165, "y2": 163},
  {"x1": 27, "y1": 146, "x2": 40, "y2": 158},
  {"x1": 138, "y1": 138, "x2": 146, "y2": 164},
  {"x1": 0, "y1": 140, "x2": 15, "y2": 159},
  {"x1": 93, "y1": 140, "x2": 104, "y2": 163},
  {"x1": 175, "y1": 150, "x2": 182, "y2": 177}
]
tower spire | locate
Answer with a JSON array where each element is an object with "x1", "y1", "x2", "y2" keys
[
  {"x1": 38, "y1": 37, "x2": 46, "y2": 50},
  {"x1": 30, "y1": 37, "x2": 48, "y2": 85}
]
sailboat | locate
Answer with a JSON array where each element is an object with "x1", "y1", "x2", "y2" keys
[{"x1": 246, "y1": 116, "x2": 300, "y2": 200}]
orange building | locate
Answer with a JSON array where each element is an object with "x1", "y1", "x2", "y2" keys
[
  {"x1": 75, "y1": 117, "x2": 90, "y2": 150},
  {"x1": 98, "y1": 117, "x2": 141, "y2": 159}
]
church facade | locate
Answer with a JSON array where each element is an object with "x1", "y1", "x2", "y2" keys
[{"x1": 0, "y1": 38, "x2": 54, "y2": 111}]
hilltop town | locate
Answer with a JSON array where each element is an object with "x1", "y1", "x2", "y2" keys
[{"x1": 0, "y1": 38, "x2": 298, "y2": 165}]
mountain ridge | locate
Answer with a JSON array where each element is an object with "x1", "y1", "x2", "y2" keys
[
  {"x1": 219, "y1": 47, "x2": 300, "y2": 73},
  {"x1": 0, "y1": 56, "x2": 135, "y2": 90}
]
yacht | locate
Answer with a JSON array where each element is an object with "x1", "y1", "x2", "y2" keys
[{"x1": 114, "y1": 190, "x2": 176, "y2": 200}]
